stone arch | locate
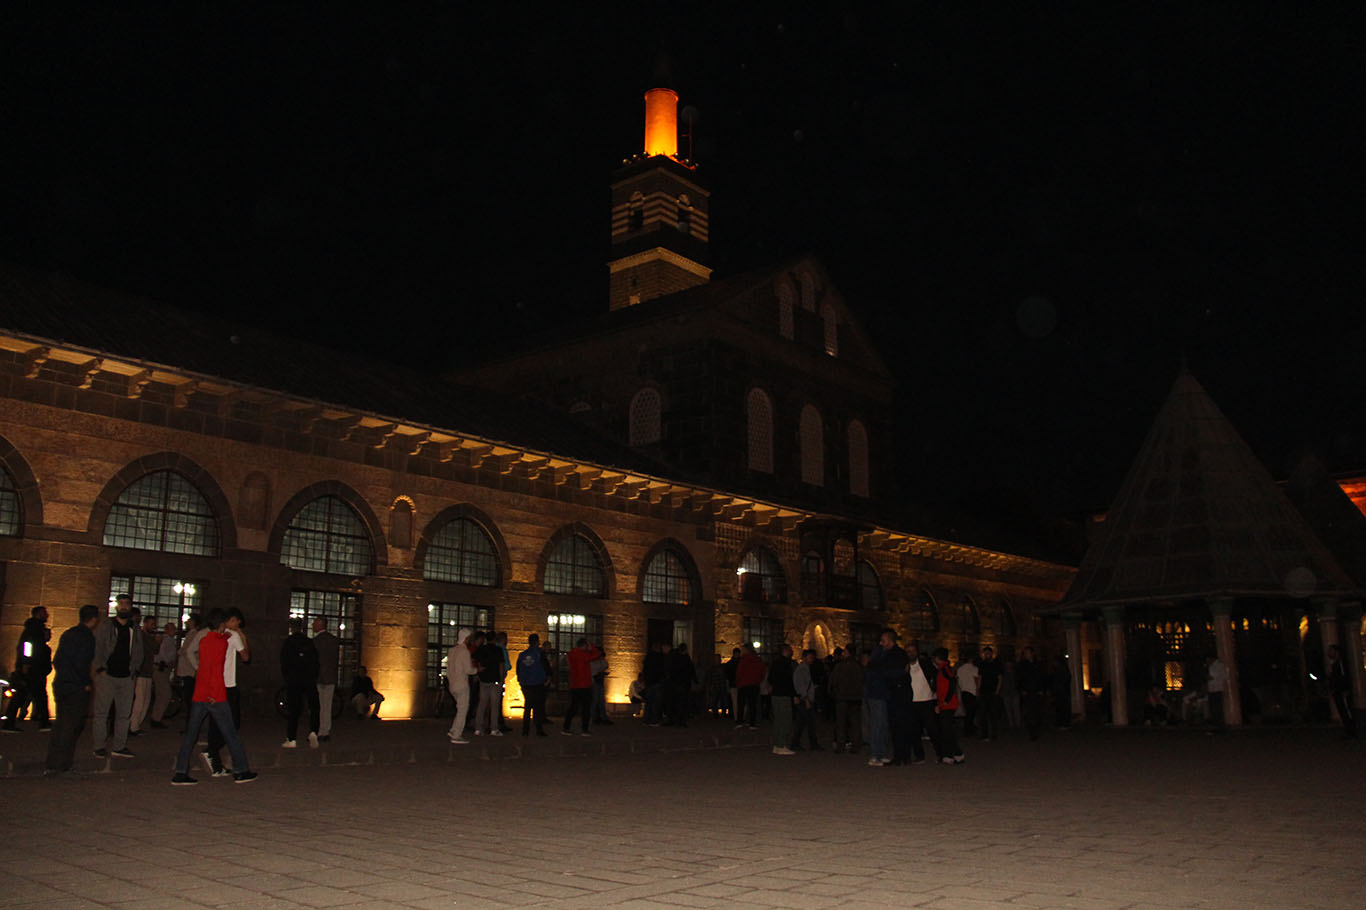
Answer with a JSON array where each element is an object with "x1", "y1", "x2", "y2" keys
[
  {"x1": 536, "y1": 522, "x2": 615, "y2": 599},
  {"x1": 389, "y1": 496, "x2": 415, "y2": 550},
  {"x1": 802, "y1": 620, "x2": 834, "y2": 659},
  {"x1": 413, "y1": 503, "x2": 512, "y2": 584},
  {"x1": 267, "y1": 480, "x2": 387, "y2": 570},
  {"x1": 0, "y1": 433, "x2": 43, "y2": 531},
  {"x1": 87, "y1": 452, "x2": 236, "y2": 550}
]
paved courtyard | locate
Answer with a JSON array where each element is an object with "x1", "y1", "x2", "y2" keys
[{"x1": 3, "y1": 716, "x2": 1363, "y2": 909}]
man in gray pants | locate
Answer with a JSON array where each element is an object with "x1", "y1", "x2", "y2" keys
[
  {"x1": 313, "y1": 617, "x2": 340, "y2": 742},
  {"x1": 91, "y1": 594, "x2": 143, "y2": 759}
]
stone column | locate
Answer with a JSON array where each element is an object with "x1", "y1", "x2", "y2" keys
[
  {"x1": 1209, "y1": 598, "x2": 1242, "y2": 726},
  {"x1": 1316, "y1": 600, "x2": 1342, "y2": 723},
  {"x1": 1064, "y1": 613, "x2": 1086, "y2": 722},
  {"x1": 1341, "y1": 603, "x2": 1365, "y2": 706},
  {"x1": 1102, "y1": 605, "x2": 1128, "y2": 726}
]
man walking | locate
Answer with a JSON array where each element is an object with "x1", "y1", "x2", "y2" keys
[
  {"x1": 44, "y1": 605, "x2": 99, "y2": 777},
  {"x1": 447, "y1": 628, "x2": 476, "y2": 743},
  {"x1": 768, "y1": 644, "x2": 797, "y2": 755},
  {"x1": 171, "y1": 608, "x2": 257, "y2": 785},
  {"x1": 91, "y1": 593, "x2": 142, "y2": 759},
  {"x1": 3, "y1": 606, "x2": 52, "y2": 732},
  {"x1": 313, "y1": 617, "x2": 340, "y2": 741},
  {"x1": 516, "y1": 633, "x2": 549, "y2": 736},
  {"x1": 562, "y1": 637, "x2": 602, "y2": 736},
  {"x1": 147, "y1": 621, "x2": 178, "y2": 728},
  {"x1": 202, "y1": 608, "x2": 248, "y2": 775},
  {"x1": 280, "y1": 618, "x2": 321, "y2": 748},
  {"x1": 175, "y1": 614, "x2": 202, "y2": 731}
]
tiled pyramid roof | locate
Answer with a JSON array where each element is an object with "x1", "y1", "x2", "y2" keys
[
  {"x1": 1283, "y1": 451, "x2": 1366, "y2": 589},
  {"x1": 1061, "y1": 372, "x2": 1357, "y2": 609}
]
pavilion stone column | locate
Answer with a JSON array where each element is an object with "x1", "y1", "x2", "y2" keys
[
  {"x1": 1316, "y1": 600, "x2": 1342, "y2": 722},
  {"x1": 1341, "y1": 602, "x2": 1365, "y2": 706},
  {"x1": 1064, "y1": 613, "x2": 1086, "y2": 722},
  {"x1": 1102, "y1": 605, "x2": 1128, "y2": 726},
  {"x1": 1209, "y1": 598, "x2": 1242, "y2": 726}
]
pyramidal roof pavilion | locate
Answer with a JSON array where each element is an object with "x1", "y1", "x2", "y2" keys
[{"x1": 1061, "y1": 371, "x2": 1357, "y2": 612}]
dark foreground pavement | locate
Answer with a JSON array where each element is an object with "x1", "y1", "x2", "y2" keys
[{"x1": 3, "y1": 716, "x2": 1364, "y2": 909}]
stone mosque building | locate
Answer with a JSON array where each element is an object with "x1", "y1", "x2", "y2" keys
[
  {"x1": 0, "y1": 88, "x2": 1074, "y2": 719},
  {"x1": 2, "y1": 88, "x2": 1359, "y2": 725}
]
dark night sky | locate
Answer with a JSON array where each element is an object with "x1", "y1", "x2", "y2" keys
[{"x1": 2, "y1": 4, "x2": 1363, "y2": 557}]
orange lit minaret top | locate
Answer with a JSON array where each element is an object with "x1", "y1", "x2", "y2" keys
[{"x1": 642, "y1": 88, "x2": 679, "y2": 158}]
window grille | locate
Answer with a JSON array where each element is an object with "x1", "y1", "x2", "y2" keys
[
  {"x1": 427, "y1": 602, "x2": 493, "y2": 689},
  {"x1": 777, "y1": 283, "x2": 795, "y2": 339},
  {"x1": 544, "y1": 535, "x2": 606, "y2": 597},
  {"x1": 856, "y1": 561, "x2": 883, "y2": 611},
  {"x1": 643, "y1": 549, "x2": 693, "y2": 605},
  {"x1": 108, "y1": 574, "x2": 204, "y2": 631},
  {"x1": 738, "y1": 547, "x2": 786, "y2": 603},
  {"x1": 0, "y1": 467, "x2": 20, "y2": 536},
  {"x1": 290, "y1": 589, "x2": 360, "y2": 690},
  {"x1": 799, "y1": 405, "x2": 823, "y2": 486},
  {"x1": 281, "y1": 496, "x2": 374, "y2": 576},
  {"x1": 103, "y1": 470, "x2": 219, "y2": 556},
  {"x1": 742, "y1": 617, "x2": 785, "y2": 660},
  {"x1": 821, "y1": 302, "x2": 839, "y2": 356},
  {"x1": 545, "y1": 612, "x2": 603, "y2": 688},
  {"x1": 424, "y1": 517, "x2": 500, "y2": 587},
  {"x1": 746, "y1": 388, "x2": 774, "y2": 473},
  {"x1": 628, "y1": 388, "x2": 662, "y2": 446}
]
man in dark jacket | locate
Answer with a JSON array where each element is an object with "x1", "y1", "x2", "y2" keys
[
  {"x1": 91, "y1": 594, "x2": 142, "y2": 759},
  {"x1": 873, "y1": 631, "x2": 913, "y2": 764},
  {"x1": 3, "y1": 607, "x2": 52, "y2": 732},
  {"x1": 516, "y1": 633, "x2": 549, "y2": 737},
  {"x1": 1016, "y1": 647, "x2": 1047, "y2": 741},
  {"x1": 665, "y1": 642, "x2": 695, "y2": 727},
  {"x1": 280, "y1": 618, "x2": 321, "y2": 748},
  {"x1": 642, "y1": 641, "x2": 668, "y2": 726},
  {"x1": 826, "y1": 645, "x2": 865, "y2": 754},
  {"x1": 768, "y1": 644, "x2": 797, "y2": 755},
  {"x1": 44, "y1": 604, "x2": 100, "y2": 777}
]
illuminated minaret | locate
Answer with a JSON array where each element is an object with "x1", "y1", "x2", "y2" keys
[{"x1": 607, "y1": 88, "x2": 711, "y2": 311}]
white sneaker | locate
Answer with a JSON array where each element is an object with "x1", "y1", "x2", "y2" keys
[
  {"x1": 281, "y1": 740, "x2": 297, "y2": 749},
  {"x1": 868, "y1": 758, "x2": 885, "y2": 767},
  {"x1": 473, "y1": 730, "x2": 483, "y2": 736},
  {"x1": 772, "y1": 746, "x2": 795, "y2": 755},
  {"x1": 490, "y1": 730, "x2": 503, "y2": 737},
  {"x1": 308, "y1": 732, "x2": 319, "y2": 749},
  {"x1": 448, "y1": 735, "x2": 468, "y2": 744}
]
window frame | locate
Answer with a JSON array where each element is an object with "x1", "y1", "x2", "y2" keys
[
  {"x1": 102, "y1": 470, "x2": 220, "y2": 557},
  {"x1": 281, "y1": 495, "x2": 375, "y2": 577},
  {"x1": 423, "y1": 517, "x2": 501, "y2": 588}
]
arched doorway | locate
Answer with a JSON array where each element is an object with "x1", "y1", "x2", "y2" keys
[{"x1": 803, "y1": 621, "x2": 834, "y2": 659}]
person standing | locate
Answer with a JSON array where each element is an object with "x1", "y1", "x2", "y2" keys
[
  {"x1": 2, "y1": 607, "x2": 52, "y2": 733},
  {"x1": 790, "y1": 649, "x2": 821, "y2": 751},
  {"x1": 665, "y1": 642, "x2": 695, "y2": 727},
  {"x1": 1016, "y1": 647, "x2": 1047, "y2": 741},
  {"x1": 956, "y1": 653, "x2": 980, "y2": 738},
  {"x1": 202, "y1": 608, "x2": 248, "y2": 776},
  {"x1": 1205, "y1": 654, "x2": 1228, "y2": 731},
  {"x1": 312, "y1": 617, "x2": 340, "y2": 742},
  {"x1": 473, "y1": 633, "x2": 504, "y2": 736},
  {"x1": 44, "y1": 605, "x2": 100, "y2": 777},
  {"x1": 735, "y1": 644, "x2": 766, "y2": 730},
  {"x1": 280, "y1": 618, "x2": 321, "y2": 748},
  {"x1": 1327, "y1": 645, "x2": 1356, "y2": 739},
  {"x1": 561, "y1": 637, "x2": 602, "y2": 736},
  {"x1": 641, "y1": 641, "x2": 668, "y2": 726},
  {"x1": 447, "y1": 628, "x2": 476, "y2": 744},
  {"x1": 826, "y1": 645, "x2": 864, "y2": 755},
  {"x1": 976, "y1": 645, "x2": 1004, "y2": 741},
  {"x1": 516, "y1": 633, "x2": 549, "y2": 736},
  {"x1": 147, "y1": 621, "x2": 178, "y2": 728},
  {"x1": 1051, "y1": 655, "x2": 1073, "y2": 729},
  {"x1": 128, "y1": 614, "x2": 159, "y2": 737},
  {"x1": 768, "y1": 644, "x2": 797, "y2": 755},
  {"x1": 495, "y1": 631, "x2": 514, "y2": 733},
  {"x1": 591, "y1": 643, "x2": 613, "y2": 726},
  {"x1": 91, "y1": 593, "x2": 142, "y2": 759},
  {"x1": 723, "y1": 647, "x2": 741, "y2": 721},
  {"x1": 175, "y1": 614, "x2": 203, "y2": 731},
  {"x1": 902, "y1": 640, "x2": 938, "y2": 764},
  {"x1": 932, "y1": 648, "x2": 965, "y2": 764},
  {"x1": 171, "y1": 608, "x2": 257, "y2": 785}
]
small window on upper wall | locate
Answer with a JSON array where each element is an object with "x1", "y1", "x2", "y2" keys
[
  {"x1": 746, "y1": 388, "x2": 774, "y2": 474},
  {"x1": 799, "y1": 404, "x2": 823, "y2": 486},
  {"x1": 677, "y1": 195, "x2": 692, "y2": 234},
  {"x1": 776, "y1": 282, "x2": 795, "y2": 340},
  {"x1": 820, "y1": 302, "x2": 839, "y2": 356},
  {"x1": 848, "y1": 420, "x2": 869, "y2": 498},
  {"x1": 796, "y1": 271, "x2": 817, "y2": 312},
  {"x1": 629, "y1": 192, "x2": 644, "y2": 231},
  {"x1": 628, "y1": 388, "x2": 662, "y2": 446}
]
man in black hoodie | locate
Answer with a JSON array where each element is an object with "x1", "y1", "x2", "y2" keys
[
  {"x1": 3, "y1": 607, "x2": 52, "y2": 732},
  {"x1": 280, "y1": 618, "x2": 321, "y2": 749},
  {"x1": 44, "y1": 605, "x2": 100, "y2": 777}
]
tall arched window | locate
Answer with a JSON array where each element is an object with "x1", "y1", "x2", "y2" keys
[
  {"x1": 738, "y1": 546, "x2": 786, "y2": 603},
  {"x1": 776, "y1": 281, "x2": 796, "y2": 339},
  {"x1": 857, "y1": 561, "x2": 883, "y2": 611},
  {"x1": 103, "y1": 470, "x2": 219, "y2": 556},
  {"x1": 961, "y1": 596, "x2": 981, "y2": 637},
  {"x1": 848, "y1": 419, "x2": 869, "y2": 498},
  {"x1": 915, "y1": 587, "x2": 940, "y2": 635},
  {"x1": 424, "y1": 517, "x2": 500, "y2": 587},
  {"x1": 820, "y1": 302, "x2": 839, "y2": 356},
  {"x1": 642, "y1": 549, "x2": 694, "y2": 605},
  {"x1": 796, "y1": 271, "x2": 817, "y2": 312},
  {"x1": 799, "y1": 404, "x2": 823, "y2": 486},
  {"x1": 281, "y1": 496, "x2": 375, "y2": 576},
  {"x1": 998, "y1": 597, "x2": 1018, "y2": 638},
  {"x1": 747, "y1": 388, "x2": 774, "y2": 474},
  {"x1": 544, "y1": 534, "x2": 606, "y2": 597},
  {"x1": 0, "y1": 466, "x2": 21, "y2": 536},
  {"x1": 629, "y1": 388, "x2": 662, "y2": 447}
]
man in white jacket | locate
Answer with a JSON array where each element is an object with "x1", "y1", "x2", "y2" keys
[{"x1": 447, "y1": 629, "x2": 477, "y2": 744}]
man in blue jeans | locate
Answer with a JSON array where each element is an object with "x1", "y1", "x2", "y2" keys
[{"x1": 172, "y1": 608, "x2": 257, "y2": 785}]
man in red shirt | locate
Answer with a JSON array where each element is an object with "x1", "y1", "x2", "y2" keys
[
  {"x1": 560, "y1": 638, "x2": 602, "y2": 737},
  {"x1": 171, "y1": 608, "x2": 258, "y2": 785}
]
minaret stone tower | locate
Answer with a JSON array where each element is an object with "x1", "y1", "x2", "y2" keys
[{"x1": 607, "y1": 88, "x2": 711, "y2": 311}]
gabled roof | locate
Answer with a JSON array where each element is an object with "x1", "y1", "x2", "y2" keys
[
  {"x1": 1284, "y1": 451, "x2": 1366, "y2": 588},
  {"x1": 1059, "y1": 372, "x2": 1357, "y2": 610}
]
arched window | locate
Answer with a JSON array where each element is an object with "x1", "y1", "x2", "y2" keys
[
  {"x1": 629, "y1": 388, "x2": 662, "y2": 447},
  {"x1": 915, "y1": 587, "x2": 940, "y2": 635},
  {"x1": 544, "y1": 534, "x2": 606, "y2": 597},
  {"x1": 677, "y1": 194, "x2": 692, "y2": 234},
  {"x1": 998, "y1": 597, "x2": 1018, "y2": 638},
  {"x1": 799, "y1": 404, "x2": 823, "y2": 486},
  {"x1": 776, "y1": 281, "x2": 795, "y2": 340},
  {"x1": 738, "y1": 546, "x2": 786, "y2": 603},
  {"x1": 281, "y1": 496, "x2": 375, "y2": 576},
  {"x1": 629, "y1": 191, "x2": 644, "y2": 231},
  {"x1": 424, "y1": 517, "x2": 500, "y2": 587},
  {"x1": 643, "y1": 549, "x2": 694, "y2": 605},
  {"x1": 0, "y1": 466, "x2": 21, "y2": 536},
  {"x1": 797, "y1": 271, "x2": 817, "y2": 312},
  {"x1": 961, "y1": 596, "x2": 981, "y2": 636},
  {"x1": 857, "y1": 561, "x2": 883, "y2": 611},
  {"x1": 746, "y1": 388, "x2": 774, "y2": 474},
  {"x1": 103, "y1": 470, "x2": 219, "y2": 556},
  {"x1": 820, "y1": 302, "x2": 839, "y2": 356},
  {"x1": 848, "y1": 419, "x2": 869, "y2": 498}
]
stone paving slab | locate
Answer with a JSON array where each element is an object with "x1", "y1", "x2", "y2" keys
[{"x1": 5, "y1": 719, "x2": 1365, "y2": 908}]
